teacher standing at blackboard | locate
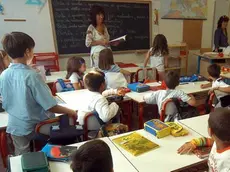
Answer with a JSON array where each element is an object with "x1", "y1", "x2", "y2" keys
[
  {"x1": 214, "y1": 15, "x2": 229, "y2": 51},
  {"x1": 85, "y1": 5, "x2": 110, "y2": 68}
]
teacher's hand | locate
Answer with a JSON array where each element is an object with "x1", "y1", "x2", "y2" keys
[{"x1": 99, "y1": 39, "x2": 109, "y2": 46}]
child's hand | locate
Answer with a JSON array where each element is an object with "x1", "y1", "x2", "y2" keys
[
  {"x1": 177, "y1": 142, "x2": 196, "y2": 155},
  {"x1": 117, "y1": 88, "x2": 126, "y2": 96},
  {"x1": 200, "y1": 84, "x2": 205, "y2": 89}
]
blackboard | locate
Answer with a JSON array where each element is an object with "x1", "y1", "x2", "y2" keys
[{"x1": 50, "y1": 0, "x2": 151, "y2": 55}]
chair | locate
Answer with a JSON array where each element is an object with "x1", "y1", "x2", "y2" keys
[
  {"x1": 83, "y1": 113, "x2": 101, "y2": 140},
  {"x1": 160, "y1": 99, "x2": 178, "y2": 122},
  {"x1": 135, "y1": 67, "x2": 158, "y2": 82},
  {"x1": 34, "y1": 114, "x2": 77, "y2": 150},
  {"x1": 51, "y1": 79, "x2": 71, "y2": 95},
  {"x1": 33, "y1": 52, "x2": 60, "y2": 72}
]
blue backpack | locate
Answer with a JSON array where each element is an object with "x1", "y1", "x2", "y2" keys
[{"x1": 57, "y1": 79, "x2": 75, "y2": 92}]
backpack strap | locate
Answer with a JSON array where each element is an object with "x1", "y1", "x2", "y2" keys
[
  {"x1": 171, "y1": 98, "x2": 182, "y2": 114},
  {"x1": 57, "y1": 79, "x2": 67, "y2": 91}
]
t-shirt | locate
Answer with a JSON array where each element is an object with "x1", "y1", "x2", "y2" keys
[
  {"x1": 208, "y1": 142, "x2": 230, "y2": 172},
  {"x1": 212, "y1": 78, "x2": 229, "y2": 101},
  {"x1": 0, "y1": 63, "x2": 57, "y2": 136},
  {"x1": 69, "y1": 72, "x2": 82, "y2": 84},
  {"x1": 144, "y1": 89, "x2": 191, "y2": 113},
  {"x1": 102, "y1": 65, "x2": 120, "y2": 73},
  {"x1": 77, "y1": 90, "x2": 119, "y2": 127},
  {"x1": 149, "y1": 48, "x2": 165, "y2": 72}
]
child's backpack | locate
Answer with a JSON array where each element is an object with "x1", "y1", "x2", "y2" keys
[
  {"x1": 57, "y1": 79, "x2": 75, "y2": 92},
  {"x1": 165, "y1": 98, "x2": 199, "y2": 122}
]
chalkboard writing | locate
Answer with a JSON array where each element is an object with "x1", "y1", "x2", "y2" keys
[{"x1": 51, "y1": 0, "x2": 150, "y2": 54}]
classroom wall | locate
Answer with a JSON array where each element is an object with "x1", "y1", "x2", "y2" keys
[{"x1": 0, "y1": 0, "x2": 225, "y2": 74}]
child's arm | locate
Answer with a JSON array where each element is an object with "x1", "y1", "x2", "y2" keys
[
  {"x1": 95, "y1": 98, "x2": 119, "y2": 123},
  {"x1": 187, "y1": 94, "x2": 197, "y2": 107},
  {"x1": 201, "y1": 82, "x2": 212, "y2": 89},
  {"x1": 177, "y1": 137, "x2": 213, "y2": 155},
  {"x1": 120, "y1": 69, "x2": 131, "y2": 76},
  {"x1": 144, "y1": 50, "x2": 151, "y2": 67},
  {"x1": 143, "y1": 92, "x2": 157, "y2": 104},
  {"x1": 214, "y1": 86, "x2": 230, "y2": 93},
  {"x1": 164, "y1": 55, "x2": 169, "y2": 68},
  {"x1": 48, "y1": 105, "x2": 77, "y2": 117},
  {"x1": 72, "y1": 83, "x2": 82, "y2": 90}
]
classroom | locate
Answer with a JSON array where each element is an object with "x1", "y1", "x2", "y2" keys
[{"x1": 1, "y1": 0, "x2": 230, "y2": 171}]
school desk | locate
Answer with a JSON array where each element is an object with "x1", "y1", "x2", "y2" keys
[
  {"x1": 9, "y1": 137, "x2": 138, "y2": 172},
  {"x1": 45, "y1": 71, "x2": 67, "y2": 84},
  {"x1": 56, "y1": 90, "x2": 133, "y2": 130},
  {"x1": 109, "y1": 128, "x2": 203, "y2": 172},
  {"x1": 179, "y1": 115, "x2": 209, "y2": 138},
  {"x1": 195, "y1": 52, "x2": 230, "y2": 78},
  {"x1": 126, "y1": 81, "x2": 211, "y2": 129}
]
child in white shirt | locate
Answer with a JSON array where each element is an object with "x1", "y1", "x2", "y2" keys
[
  {"x1": 98, "y1": 48, "x2": 128, "y2": 89},
  {"x1": 77, "y1": 71, "x2": 119, "y2": 127},
  {"x1": 178, "y1": 108, "x2": 230, "y2": 172},
  {"x1": 144, "y1": 34, "x2": 169, "y2": 81},
  {"x1": 66, "y1": 57, "x2": 86, "y2": 90},
  {"x1": 144, "y1": 71, "x2": 196, "y2": 114},
  {"x1": 201, "y1": 64, "x2": 230, "y2": 107}
]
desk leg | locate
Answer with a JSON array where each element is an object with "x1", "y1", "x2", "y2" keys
[
  {"x1": 197, "y1": 56, "x2": 201, "y2": 74},
  {"x1": 0, "y1": 129, "x2": 7, "y2": 168},
  {"x1": 127, "y1": 101, "x2": 132, "y2": 131},
  {"x1": 138, "y1": 103, "x2": 144, "y2": 129}
]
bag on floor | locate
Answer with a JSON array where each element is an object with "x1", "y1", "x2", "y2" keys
[{"x1": 165, "y1": 98, "x2": 199, "y2": 122}]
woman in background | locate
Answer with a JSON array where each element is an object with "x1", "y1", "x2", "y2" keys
[
  {"x1": 214, "y1": 15, "x2": 229, "y2": 51},
  {"x1": 85, "y1": 5, "x2": 110, "y2": 68}
]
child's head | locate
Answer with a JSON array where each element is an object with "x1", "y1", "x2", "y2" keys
[
  {"x1": 0, "y1": 50, "x2": 10, "y2": 74},
  {"x1": 71, "y1": 140, "x2": 113, "y2": 172},
  {"x1": 207, "y1": 64, "x2": 221, "y2": 80},
  {"x1": 66, "y1": 57, "x2": 86, "y2": 79},
  {"x1": 208, "y1": 108, "x2": 230, "y2": 145},
  {"x1": 98, "y1": 49, "x2": 114, "y2": 70},
  {"x1": 164, "y1": 71, "x2": 179, "y2": 89},
  {"x1": 151, "y1": 34, "x2": 169, "y2": 56},
  {"x1": 84, "y1": 71, "x2": 106, "y2": 93},
  {"x1": 2, "y1": 32, "x2": 35, "y2": 64}
]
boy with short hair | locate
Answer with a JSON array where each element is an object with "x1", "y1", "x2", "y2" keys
[
  {"x1": 144, "y1": 71, "x2": 196, "y2": 114},
  {"x1": 178, "y1": 108, "x2": 230, "y2": 171},
  {"x1": 77, "y1": 71, "x2": 119, "y2": 126},
  {"x1": 71, "y1": 140, "x2": 113, "y2": 172},
  {"x1": 201, "y1": 64, "x2": 230, "y2": 107},
  {"x1": 0, "y1": 32, "x2": 77, "y2": 155}
]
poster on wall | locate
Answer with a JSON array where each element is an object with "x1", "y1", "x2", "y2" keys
[{"x1": 161, "y1": 0, "x2": 207, "y2": 20}]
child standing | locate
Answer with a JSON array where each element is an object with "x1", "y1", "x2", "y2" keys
[
  {"x1": 77, "y1": 71, "x2": 119, "y2": 127},
  {"x1": 144, "y1": 71, "x2": 196, "y2": 117},
  {"x1": 201, "y1": 64, "x2": 230, "y2": 107},
  {"x1": 0, "y1": 50, "x2": 10, "y2": 74},
  {"x1": 71, "y1": 140, "x2": 113, "y2": 172},
  {"x1": 178, "y1": 108, "x2": 230, "y2": 171},
  {"x1": 98, "y1": 48, "x2": 128, "y2": 89},
  {"x1": 144, "y1": 34, "x2": 169, "y2": 81},
  {"x1": 0, "y1": 32, "x2": 77, "y2": 155},
  {"x1": 66, "y1": 57, "x2": 86, "y2": 90}
]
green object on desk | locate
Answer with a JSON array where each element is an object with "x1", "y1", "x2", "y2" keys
[{"x1": 21, "y1": 152, "x2": 49, "y2": 172}]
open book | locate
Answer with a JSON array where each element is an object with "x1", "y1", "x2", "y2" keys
[{"x1": 109, "y1": 35, "x2": 127, "y2": 43}]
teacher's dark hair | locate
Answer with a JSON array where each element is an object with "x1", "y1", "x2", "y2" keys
[
  {"x1": 90, "y1": 5, "x2": 105, "y2": 27},
  {"x1": 217, "y1": 15, "x2": 229, "y2": 28}
]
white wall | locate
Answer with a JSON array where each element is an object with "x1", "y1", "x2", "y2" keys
[{"x1": 0, "y1": 0, "x2": 220, "y2": 73}]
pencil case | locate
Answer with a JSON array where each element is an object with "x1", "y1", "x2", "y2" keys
[
  {"x1": 127, "y1": 82, "x2": 150, "y2": 92},
  {"x1": 21, "y1": 152, "x2": 49, "y2": 172},
  {"x1": 144, "y1": 119, "x2": 171, "y2": 139}
]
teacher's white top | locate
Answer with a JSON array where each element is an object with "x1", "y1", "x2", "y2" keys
[{"x1": 85, "y1": 24, "x2": 110, "y2": 56}]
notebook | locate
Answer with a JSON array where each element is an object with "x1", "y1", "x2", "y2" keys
[{"x1": 113, "y1": 132, "x2": 159, "y2": 156}]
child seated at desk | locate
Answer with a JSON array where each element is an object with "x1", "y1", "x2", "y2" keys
[
  {"x1": 0, "y1": 50, "x2": 10, "y2": 74},
  {"x1": 201, "y1": 64, "x2": 230, "y2": 107},
  {"x1": 77, "y1": 71, "x2": 119, "y2": 126},
  {"x1": 71, "y1": 140, "x2": 113, "y2": 172},
  {"x1": 178, "y1": 108, "x2": 230, "y2": 171},
  {"x1": 0, "y1": 32, "x2": 77, "y2": 155},
  {"x1": 98, "y1": 48, "x2": 128, "y2": 89},
  {"x1": 66, "y1": 57, "x2": 86, "y2": 90},
  {"x1": 143, "y1": 71, "x2": 196, "y2": 117}
]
